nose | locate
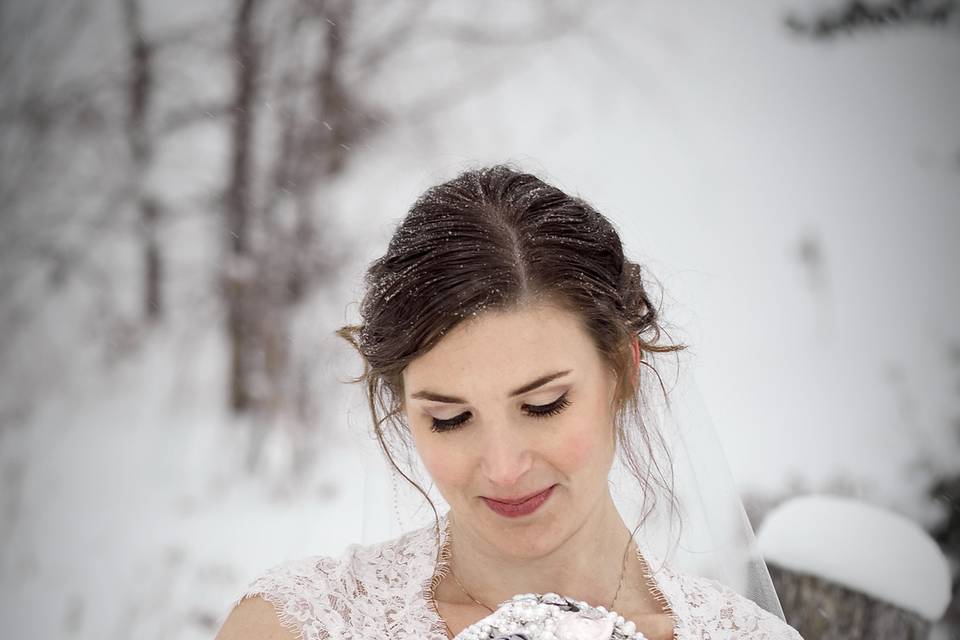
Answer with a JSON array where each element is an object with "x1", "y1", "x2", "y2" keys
[{"x1": 479, "y1": 424, "x2": 533, "y2": 488}]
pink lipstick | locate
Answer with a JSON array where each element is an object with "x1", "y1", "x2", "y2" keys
[{"x1": 481, "y1": 485, "x2": 556, "y2": 518}]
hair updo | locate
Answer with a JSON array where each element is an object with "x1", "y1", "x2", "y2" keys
[{"x1": 338, "y1": 165, "x2": 683, "y2": 525}]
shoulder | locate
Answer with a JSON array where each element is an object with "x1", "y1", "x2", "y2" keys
[
  {"x1": 216, "y1": 595, "x2": 299, "y2": 640},
  {"x1": 217, "y1": 554, "x2": 340, "y2": 640},
  {"x1": 218, "y1": 523, "x2": 443, "y2": 640},
  {"x1": 661, "y1": 569, "x2": 804, "y2": 640}
]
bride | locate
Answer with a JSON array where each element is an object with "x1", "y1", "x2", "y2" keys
[{"x1": 216, "y1": 166, "x2": 803, "y2": 639}]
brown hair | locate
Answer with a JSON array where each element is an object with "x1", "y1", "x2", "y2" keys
[{"x1": 338, "y1": 165, "x2": 683, "y2": 533}]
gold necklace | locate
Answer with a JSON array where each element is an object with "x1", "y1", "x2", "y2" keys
[
  {"x1": 448, "y1": 532, "x2": 635, "y2": 615},
  {"x1": 450, "y1": 569, "x2": 495, "y2": 613}
]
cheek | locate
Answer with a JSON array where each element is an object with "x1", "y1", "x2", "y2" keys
[
  {"x1": 550, "y1": 388, "x2": 617, "y2": 473},
  {"x1": 423, "y1": 453, "x2": 458, "y2": 485},
  {"x1": 551, "y1": 420, "x2": 614, "y2": 474},
  {"x1": 415, "y1": 437, "x2": 468, "y2": 491}
]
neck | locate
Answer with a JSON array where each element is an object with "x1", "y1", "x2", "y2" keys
[{"x1": 441, "y1": 491, "x2": 634, "y2": 610}]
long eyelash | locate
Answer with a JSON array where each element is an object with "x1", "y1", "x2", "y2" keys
[
  {"x1": 523, "y1": 393, "x2": 571, "y2": 418},
  {"x1": 430, "y1": 394, "x2": 571, "y2": 433},
  {"x1": 431, "y1": 412, "x2": 471, "y2": 433}
]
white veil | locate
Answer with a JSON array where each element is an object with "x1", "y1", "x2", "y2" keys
[
  {"x1": 355, "y1": 350, "x2": 785, "y2": 620},
  {"x1": 614, "y1": 351, "x2": 786, "y2": 618}
]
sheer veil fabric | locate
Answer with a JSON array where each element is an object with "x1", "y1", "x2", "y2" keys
[{"x1": 356, "y1": 351, "x2": 786, "y2": 621}]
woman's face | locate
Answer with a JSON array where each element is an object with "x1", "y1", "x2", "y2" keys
[{"x1": 402, "y1": 302, "x2": 621, "y2": 558}]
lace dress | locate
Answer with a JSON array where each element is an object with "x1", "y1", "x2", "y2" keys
[{"x1": 230, "y1": 517, "x2": 803, "y2": 640}]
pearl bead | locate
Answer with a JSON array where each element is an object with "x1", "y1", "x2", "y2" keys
[{"x1": 452, "y1": 592, "x2": 645, "y2": 640}]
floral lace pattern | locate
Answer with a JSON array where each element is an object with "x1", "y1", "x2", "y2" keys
[
  {"x1": 232, "y1": 518, "x2": 802, "y2": 640},
  {"x1": 642, "y1": 556, "x2": 804, "y2": 639}
]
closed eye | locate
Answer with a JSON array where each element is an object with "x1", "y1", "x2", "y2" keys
[
  {"x1": 522, "y1": 392, "x2": 571, "y2": 418},
  {"x1": 431, "y1": 411, "x2": 471, "y2": 433},
  {"x1": 430, "y1": 393, "x2": 571, "y2": 433}
]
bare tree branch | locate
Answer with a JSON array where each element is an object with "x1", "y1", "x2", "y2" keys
[
  {"x1": 157, "y1": 101, "x2": 231, "y2": 135},
  {"x1": 151, "y1": 15, "x2": 230, "y2": 52},
  {"x1": 353, "y1": 0, "x2": 435, "y2": 79}
]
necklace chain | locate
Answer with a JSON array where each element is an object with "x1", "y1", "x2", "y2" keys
[
  {"x1": 447, "y1": 532, "x2": 634, "y2": 616},
  {"x1": 450, "y1": 569, "x2": 496, "y2": 613}
]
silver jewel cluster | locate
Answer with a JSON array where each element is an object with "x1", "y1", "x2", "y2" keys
[{"x1": 453, "y1": 593, "x2": 648, "y2": 640}]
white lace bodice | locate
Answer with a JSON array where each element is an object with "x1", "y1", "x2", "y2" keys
[{"x1": 230, "y1": 519, "x2": 803, "y2": 640}]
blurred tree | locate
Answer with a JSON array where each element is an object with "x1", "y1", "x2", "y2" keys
[
  {"x1": 0, "y1": 0, "x2": 584, "y2": 472},
  {"x1": 0, "y1": 0, "x2": 134, "y2": 377},
  {"x1": 120, "y1": 0, "x2": 163, "y2": 322},
  {"x1": 217, "y1": 0, "x2": 584, "y2": 470},
  {"x1": 785, "y1": 0, "x2": 958, "y2": 37},
  {"x1": 928, "y1": 343, "x2": 960, "y2": 633},
  {"x1": 221, "y1": 0, "x2": 371, "y2": 426},
  {"x1": 0, "y1": 0, "x2": 217, "y2": 359}
]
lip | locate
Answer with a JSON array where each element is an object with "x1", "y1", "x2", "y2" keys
[{"x1": 481, "y1": 484, "x2": 556, "y2": 518}]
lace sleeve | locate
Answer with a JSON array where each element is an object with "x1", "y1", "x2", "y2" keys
[
  {"x1": 673, "y1": 573, "x2": 804, "y2": 639},
  {"x1": 233, "y1": 555, "x2": 344, "y2": 640},
  {"x1": 226, "y1": 525, "x2": 448, "y2": 640}
]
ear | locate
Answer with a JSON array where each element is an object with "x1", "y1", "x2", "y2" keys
[{"x1": 630, "y1": 337, "x2": 641, "y2": 383}]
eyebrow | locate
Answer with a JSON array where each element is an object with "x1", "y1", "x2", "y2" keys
[{"x1": 409, "y1": 370, "x2": 572, "y2": 404}]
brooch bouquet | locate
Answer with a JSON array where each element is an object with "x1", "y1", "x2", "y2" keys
[{"x1": 453, "y1": 593, "x2": 647, "y2": 640}]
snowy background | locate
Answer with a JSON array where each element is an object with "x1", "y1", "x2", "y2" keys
[{"x1": 0, "y1": 1, "x2": 958, "y2": 638}]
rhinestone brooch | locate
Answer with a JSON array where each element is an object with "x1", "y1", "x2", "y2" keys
[{"x1": 452, "y1": 593, "x2": 648, "y2": 640}]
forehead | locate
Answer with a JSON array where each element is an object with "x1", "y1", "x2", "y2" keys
[{"x1": 402, "y1": 303, "x2": 604, "y2": 395}]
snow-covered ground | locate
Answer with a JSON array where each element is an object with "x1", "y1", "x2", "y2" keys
[{"x1": 1, "y1": 1, "x2": 958, "y2": 638}]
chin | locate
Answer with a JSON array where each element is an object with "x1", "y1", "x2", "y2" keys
[
  {"x1": 501, "y1": 526, "x2": 566, "y2": 560},
  {"x1": 477, "y1": 506, "x2": 569, "y2": 559}
]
